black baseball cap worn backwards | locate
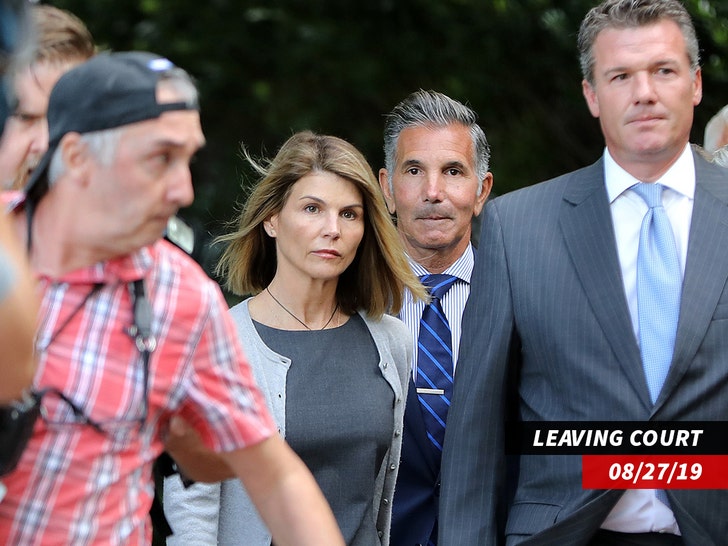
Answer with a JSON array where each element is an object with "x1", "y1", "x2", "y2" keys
[{"x1": 23, "y1": 51, "x2": 199, "y2": 204}]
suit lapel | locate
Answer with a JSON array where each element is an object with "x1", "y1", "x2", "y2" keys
[
  {"x1": 559, "y1": 160, "x2": 650, "y2": 410},
  {"x1": 656, "y1": 155, "x2": 728, "y2": 411}
]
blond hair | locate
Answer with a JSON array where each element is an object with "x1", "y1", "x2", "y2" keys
[
  {"x1": 30, "y1": 5, "x2": 95, "y2": 67},
  {"x1": 216, "y1": 131, "x2": 426, "y2": 318}
]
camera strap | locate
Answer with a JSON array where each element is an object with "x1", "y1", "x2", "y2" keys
[
  {"x1": 0, "y1": 278, "x2": 156, "y2": 477},
  {"x1": 127, "y1": 279, "x2": 155, "y2": 431}
]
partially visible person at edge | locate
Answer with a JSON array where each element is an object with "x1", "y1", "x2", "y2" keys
[
  {"x1": 0, "y1": 211, "x2": 36, "y2": 404},
  {"x1": 377, "y1": 89, "x2": 492, "y2": 546},
  {"x1": 440, "y1": 0, "x2": 728, "y2": 544},
  {"x1": 0, "y1": 3, "x2": 94, "y2": 192},
  {"x1": 703, "y1": 104, "x2": 728, "y2": 156},
  {"x1": 0, "y1": 0, "x2": 37, "y2": 404},
  {"x1": 162, "y1": 130, "x2": 427, "y2": 546},
  {"x1": 0, "y1": 52, "x2": 344, "y2": 546},
  {"x1": 712, "y1": 144, "x2": 728, "y2": 168}
]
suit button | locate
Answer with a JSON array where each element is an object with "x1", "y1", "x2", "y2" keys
[
  {"x1": 383, "y1": 498, "x2": 389, "y2": 505},
  {"x1": 389, "y1": 463, "x2": 396, "y2": 471},
  {"x1": 394, "y1": 430, "x2": 401, "y2": 437}
]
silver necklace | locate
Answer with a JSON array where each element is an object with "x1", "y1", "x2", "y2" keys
[{"x1": 266, "y1": 287, "x2": 339, "y2": 330}]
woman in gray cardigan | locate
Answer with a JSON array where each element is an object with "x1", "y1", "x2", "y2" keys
[{"x1": 164, "y1": 131, "x2": 426, "y2": 546}]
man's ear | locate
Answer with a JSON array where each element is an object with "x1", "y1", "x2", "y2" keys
[
  {"x1": 582, "y1": 79, "x2": 600, "y2": 119},
  {"x1": 474, "y1": 171, "x2": 493, "y2": 217},
  {"x1": 58, "y1": 132, "x2": 92, "y2": 186},
  {"x1": 378, "y1": 168, "x2": 396, "y2": 215}
]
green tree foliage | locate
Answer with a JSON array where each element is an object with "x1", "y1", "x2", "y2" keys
[{"x1": 49, "y1": 0, "x2": 728, "y2": 235}]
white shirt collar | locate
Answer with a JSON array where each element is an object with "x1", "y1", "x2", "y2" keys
[
  {"x1": 407, "y1": 243, "x2": 475, "y2": 283},
  {"x1": 604, "y1": 144, "x2": 695, "y2": 204}
]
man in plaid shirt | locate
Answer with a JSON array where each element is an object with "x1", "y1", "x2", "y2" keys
[{"x1": 0, "y1": 51, "x2": 343, "y2": 546}]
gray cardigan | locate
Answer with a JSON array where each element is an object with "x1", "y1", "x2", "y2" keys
[{"x1": 164, "y1": 299, "x2": 412, "y2": 546}]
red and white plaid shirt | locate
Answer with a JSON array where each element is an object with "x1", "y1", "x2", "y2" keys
[{"x1": 0, "y1": 240, "x2": 275, "y2": 545}]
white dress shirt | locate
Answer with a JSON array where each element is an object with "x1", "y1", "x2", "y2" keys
[
  {"x1": 399, "y1": 245, "x2": 474, "y2": 380},
  {"x1": 600, "y1": 144, "x2": 695, "y2": 535}
]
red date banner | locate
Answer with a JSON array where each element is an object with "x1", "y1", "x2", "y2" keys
[{"x1": 582, "y1": 455, "x2": 728, "y2": 489}]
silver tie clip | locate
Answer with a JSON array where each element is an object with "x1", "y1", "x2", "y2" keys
[{"x1": 416, "y1": 388, "x2": 445, "y2": 395}]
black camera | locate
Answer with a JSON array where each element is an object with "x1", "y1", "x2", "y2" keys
[{"x1": 0, "y1": 391, "x2": 41, "y2": 477}]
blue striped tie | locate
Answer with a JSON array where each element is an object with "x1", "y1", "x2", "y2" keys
[{"x1": 416, "y1": 273, "x2": 457, "y2": 456}]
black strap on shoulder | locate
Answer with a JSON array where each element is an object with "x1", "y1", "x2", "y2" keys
[
  {"x1": 127, "y1": 279, "x2": 155, "y2": 431},
  {"x1": 128, "y1": 280, "x2": 175, "y2": 540}
]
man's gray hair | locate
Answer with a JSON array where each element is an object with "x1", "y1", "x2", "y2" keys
[
  {"x1": 713, "y1": 144, "x2": 728, "y2": 169},
  {"x1": 47, "y1": 126, "x2": 122, "y2": 185},
  {"x1": 157, "y1": 66, "x2": 199, "y2": 106},
  {"x1": 383, "y1": 89, "x2": 490, "y2": 194},
  {"x1": 704, "y1": 104, "x2": 728, "y2": 154},
  {"x1": 578, "y1": 0, "x2": 700, "y2": 86}
]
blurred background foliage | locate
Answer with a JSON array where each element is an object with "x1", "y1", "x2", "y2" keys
[{"x1": 47, "y1": 0, "x2": 728, "y2": 272}]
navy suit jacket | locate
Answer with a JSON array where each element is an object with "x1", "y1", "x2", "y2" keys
[
  {"x1": 390, "y1": 377, "x2": 442, "y2": 545},
  {"x1": 439, "y1": 151, "x2": 728, "y2": 545}
]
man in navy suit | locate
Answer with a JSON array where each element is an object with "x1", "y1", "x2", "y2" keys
[
  {"x1": 378, "y1": 90, "x2": 492, "y2": 545},
  {"x1": 440, "y1": 0, "x2": 728, "y2": 544}
]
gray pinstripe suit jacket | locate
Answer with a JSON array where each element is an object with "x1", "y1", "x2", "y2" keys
[{"x1": 439, "y1": 150, "x2": 728, "y2": 546}]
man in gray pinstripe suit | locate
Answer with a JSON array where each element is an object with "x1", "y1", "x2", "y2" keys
[{"x1": 440, "y1": 0, "x2": 728, "y2": 545}]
